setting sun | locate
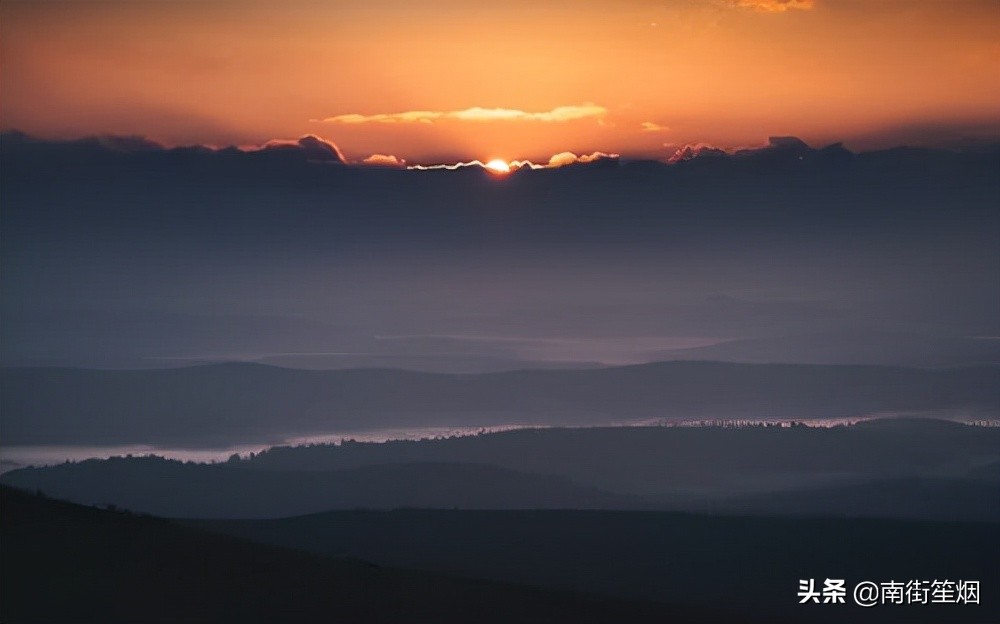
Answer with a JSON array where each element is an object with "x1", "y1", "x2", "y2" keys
[{"x1": 484, "y1": 159, "x2": 510, "y2": 174}]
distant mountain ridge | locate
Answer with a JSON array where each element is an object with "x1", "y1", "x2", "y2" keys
[
  {"x1": 2, "y1": 361, "x2": 996, "y2": 446},
  {"x1": 4, "y1": 419, "x2": 997, "y2": 521},
  {"x1": 657, "y1": 330, "x2": 1000, "y2": 368}
]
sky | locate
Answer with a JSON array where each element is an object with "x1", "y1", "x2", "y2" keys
[
  {"x1": 2, "y1": 0, "x2": 999, "y2": 164},
  {"x1": 0, "y1": 1, "x2": 998, "y2": 374}
]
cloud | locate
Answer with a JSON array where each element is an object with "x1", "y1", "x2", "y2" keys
[
  {"x1": 666, "y1": 143, "x2": 730, "y2": 163},
  {"x1": 406, "y1": 159, "x2": 490, "y2": 171},
  {"x1": 260, "y1": 134, "x2": 346, "y2": 163},
  {"x1": 3, "y1": 131, "x2": 166, "y2": 153},
  {"x1": 640, "y1": 122, "x2": 669, "y2": 133},
  {"x1": 451, "y1": 105, "x2": 607, "y2": 122},
  {"x1": 730, "y1": 0, "x2": 814, "y2": 11},
  {"x1": 318, "y1": 104, "x2": 607, "y2": 125},
  {"x1": 665, "y1": 136, "x2": 843, "y2": 164},
  {"x1": 405, "y1": 159, "x2": 543, "y2": 171},
  {"x1": 546, "y1": 151, "x2": 620, "y2": 167},
  {"x1": 547, "y1": 152, "x2": 581, "y2": 168},
  {"x1": 326, "y1": 111, "x2": 441, "y2": 124},
  {"x1": 766, "y1": 136, "x2": 811, "y2": 150},
  {"x1": 509, "y1": 159, "x2": 546, "y2": 170},
  {"x1": 92, "y1": 135, "x2": 165, "y2": 152},
  {"x1": 407, "y1": 151, "x2": 619, "y2": 171},
  {"x1": 362, "y1": 153, "x2": 406, "y2": 167}
]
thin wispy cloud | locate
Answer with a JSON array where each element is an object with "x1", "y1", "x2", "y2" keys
[
  {"x1": 640, "y1": 122, "x2": 669, "y2": 133},
  {"x1": 406, "y1": 159, "x2": 492, "y2": 171},
  {"x1": 730, "y1": 0, "x2": 815, "y2": 12},
  {"x1": 316, "y1": 104, "x2": 607, "y2": 125}
]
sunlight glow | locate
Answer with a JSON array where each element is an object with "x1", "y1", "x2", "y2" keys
[{"x1": 484, "y1": 159, "x2": 511, "y2": 174}]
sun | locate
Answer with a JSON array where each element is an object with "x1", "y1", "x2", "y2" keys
[{"x1": 484, "y1": 159, "x2": 511, "y2": 174}]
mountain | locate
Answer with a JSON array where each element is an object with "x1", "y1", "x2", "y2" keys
[
  {"x1": 655, "y1": 330, "x2": 1000, "y2": 368},
  {"x1": 245, "y1": 418, "x2": 1000, "y2": 495},
  {"x1": 4, "y1": 419, "x2": 997, "y2": 520},
  {"x1": 189, "y1": 507, "x2": 1000, "y2": 624},
  {"x1": 0, "y1": 459, "x2": 641, "y2": 518},
  {"x1": 672, "y1": 476, "x2": 1000, "y2": 521},
  {"x1": 2, "y1": 362, "x2": 996, "y2": 446},
  {"x1": 6, "y1": 483, "x2": 995, "y2": 624},
  {"x1": 1, "y1": 486, "x2": 740, "y2": 624}
]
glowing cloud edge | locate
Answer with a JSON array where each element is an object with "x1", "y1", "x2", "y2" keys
[{"x1": 316, "y1": 104, "x2": 607, "y2": 125}]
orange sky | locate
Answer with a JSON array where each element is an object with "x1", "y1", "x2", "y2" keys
[{"x1": 2, "y1": 0, "x2": 999, "y2": 163}]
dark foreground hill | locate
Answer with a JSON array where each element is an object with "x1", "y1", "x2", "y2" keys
[
  {"x1": 192, "y1": 508, "x2": 1000, "y2": 624},
  {"x1": 0, "y1": 460, "x2": 642, "y2": 518},
  {"x1": 0, "y1": 486, "x2": 768, "y2": 624}
]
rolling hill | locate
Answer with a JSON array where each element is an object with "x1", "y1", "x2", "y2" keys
[{"x1": 2, "y1": 361, "x2": 996, "y2": 446}]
